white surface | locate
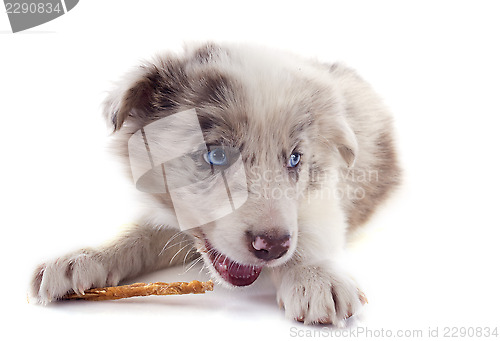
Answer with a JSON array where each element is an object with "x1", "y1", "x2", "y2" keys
[{"x1": 1, "y1": 1, "x2": 499, "y2": 340}]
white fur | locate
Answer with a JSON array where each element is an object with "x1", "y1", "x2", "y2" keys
[{"x1": 31, "y1": 43, "x2": 399, "y2": 326}]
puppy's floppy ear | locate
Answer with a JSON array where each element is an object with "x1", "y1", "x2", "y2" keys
[
  {"x1": 334, "y1": 116, "x2": 358, "y2": 168},
  {"x1": 317, "y1": 109, "x2": 358, "y2": 168},
  {"x1": 327, "y1": 62, "x2": 360, "y2": 168},
  {"x1": 103, "y1": 65, "x2": 157, "y2": 132},
  {"x1": 103, "y1": 43, "x2": 226, "y2": 132}
]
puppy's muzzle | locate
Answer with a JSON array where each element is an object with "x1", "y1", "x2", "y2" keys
[{"x1": 248, "y1": 232, "x2": 291, "y2": 261}]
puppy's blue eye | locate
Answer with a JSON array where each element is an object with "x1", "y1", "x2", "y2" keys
[
  {"x1": 288, "y1": 152, "x2": 301, "y2": 168},
  {"x1": 203, "y1": 148, "x2": 228, "y2": 166}
]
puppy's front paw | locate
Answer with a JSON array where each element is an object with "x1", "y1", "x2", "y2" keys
[
  {"x1": 276, "y1": 264, "x2": 367, "y2": 326},
  {"x1": 30, "y1": 250, "x2": 112, "y2": 304}
]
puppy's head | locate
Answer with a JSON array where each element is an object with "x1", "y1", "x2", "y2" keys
[{"x1": 104, "y1": 43, "x2": 357, "y2": 286}]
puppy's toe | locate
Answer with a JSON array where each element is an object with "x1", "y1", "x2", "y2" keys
[
  {"x1": 66, "y1": 253, "x2": 107, "y2": 295},
  {"x1": 276, "y1": 264, "x2": 366, "y2": 326},
  {"x1": 30, "y1": 250, "x2": 109, "y2": 304}
]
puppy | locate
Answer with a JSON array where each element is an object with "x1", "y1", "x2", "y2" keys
[{"x1": 31, "y1": 43, "x2": 400, "y2": 325}]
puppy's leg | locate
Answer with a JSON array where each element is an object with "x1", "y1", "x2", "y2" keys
[
  {"x1": 31, "y1": 222, "x2": 196, "y2": 304},
  {"x1": 273, "y1": 197, "x2": 365, "y2": 326}
]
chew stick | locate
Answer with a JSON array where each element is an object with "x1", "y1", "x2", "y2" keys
[{"x1": 63, "y1": 280, "x2": 214, "y2": 301}]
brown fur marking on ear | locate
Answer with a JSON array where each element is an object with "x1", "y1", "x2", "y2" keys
[
  {"x1": 347, "y1": 131, "x2": 401, "y2": 229},
  {"x1": 107, "y1": 56, "x2": 188, "y2": 132},
  {"x1": 338, "y1": 145, "x2": 356, "y2": 168},
  {"x1": 114, "y1": 75, "x2": 154, "y2": 131}
]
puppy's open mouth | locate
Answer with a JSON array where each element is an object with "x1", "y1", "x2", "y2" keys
[{"x1": 205, "y1": 240, "x2": 262, "y2": 286}]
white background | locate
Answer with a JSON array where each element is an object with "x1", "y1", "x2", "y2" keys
[{"x1": 1, "y1": 1, "x2": 499, "y2": 340}]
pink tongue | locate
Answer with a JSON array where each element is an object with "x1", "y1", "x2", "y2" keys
[{"x1": 212, "y1": 253, "x2": 262, "y2": 287}]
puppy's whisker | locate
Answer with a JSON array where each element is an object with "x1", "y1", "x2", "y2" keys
[
  {"x1": 169, "y1": 243, "x2": 192, "y2": 265},
  {"x1": 159, "y1": 232, "x2": 189, "y2": 256},
  {"x1": 182, "y1": 246, "x2": 197, "y2": 265},
  {"x1": 160, "y1": 238, "x2": 190, "y2": 254},
  {"x1": 183, "y1": 256, "x2": 203, "y2": 274}
]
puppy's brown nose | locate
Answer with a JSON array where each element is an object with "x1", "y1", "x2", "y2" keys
[{"x1": 250, "y1": 233, "x2": 291, "y2": 261}]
